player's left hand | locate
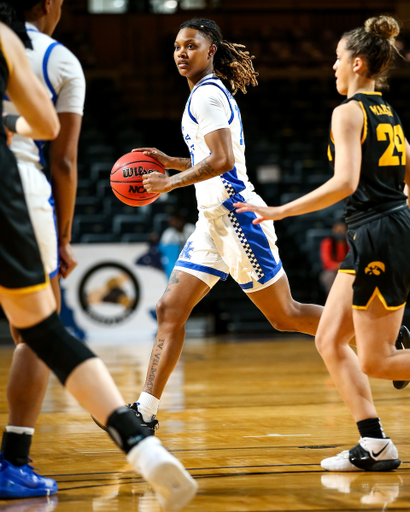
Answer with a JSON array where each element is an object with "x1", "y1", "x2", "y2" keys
[
  {"x1": 59, "y1": 242, "x2": 78, "y2": 278},
  {"x1": 142, "y1": 171, "x2": 172, "y2": 193},
  {"x1": 233, "y1": 202, "x2": 286, "y2": 224}
]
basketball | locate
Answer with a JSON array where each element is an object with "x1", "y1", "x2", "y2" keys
[{"x1": 110, "y1": 152, "x2": 165, "y2": 207}]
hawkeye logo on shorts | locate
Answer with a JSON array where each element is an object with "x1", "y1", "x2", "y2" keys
[{"x1": 365, "y1": 261, "x2": 385, "y2": 276}]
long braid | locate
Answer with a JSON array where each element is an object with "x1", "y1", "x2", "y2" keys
[
  {"x1": 0, "y1": 0, "x2": 33, "y2": 48},
  {"x1": 180, "y1": 18, "x2": 258, "y2": 95}
]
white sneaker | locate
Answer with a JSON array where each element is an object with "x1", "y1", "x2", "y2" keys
[
  {"x1": 127, "y1": 436, "x2": 198, "y2": 512},
  {"x1": 321, "y1": 438, "x2": 401, "y2": 472}
]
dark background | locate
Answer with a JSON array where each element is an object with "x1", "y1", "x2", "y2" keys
[{"x1": 34, "y1": 0, "x2": 410, "y2": 336}]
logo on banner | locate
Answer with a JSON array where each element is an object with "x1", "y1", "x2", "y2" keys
[{"x1": 78, "y1": 262, "x2": 140, "y2": 325}]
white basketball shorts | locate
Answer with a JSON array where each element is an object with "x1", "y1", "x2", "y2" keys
[
  {"x1": 17, "y1": 162, "x2": 59, "y2": 277},
  {"x1": 174, "y1": 194, "x2": 285, "y2": 293}
]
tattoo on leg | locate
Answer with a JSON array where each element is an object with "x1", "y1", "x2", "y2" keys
[
  {"x1": 165, "y1": 270, "x2": 180, "y2": 294},
  {"x1": 145, "y1": 338, "x2": 165, "y2": 394}
]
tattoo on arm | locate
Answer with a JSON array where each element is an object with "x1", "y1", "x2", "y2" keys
[
  {"x1": 165, "y1": 270, "x2": 180, "y2": 294},
  {"x1": 61, "y1": 221, "x2": 70, "y2": 240},
  {"x1": 144, "y1": 338, "x2": 165, "y2": 394},
  {"x1": 170, "y1": 156, "x2": 220, "y2": 189},
  {"x1": 176, "y1": 158, "x2": 191, "y2": 171}
]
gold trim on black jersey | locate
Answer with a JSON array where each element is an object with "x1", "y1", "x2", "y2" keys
[
  {"x1": 352, "y1": 286, "x2": 406, "y2": 311},
  {"x1": 360, "y1": 92, "x2": 382, "y2": 96},
  {"x1": 0, "y1": 275, "x2": 49, "y2": 295},
  {"x1": 338, "y1": 269, "x2": 355, "y2": 275},
  {"x1": 358, "y1": 101, "x2": 368, "y2": 144}
]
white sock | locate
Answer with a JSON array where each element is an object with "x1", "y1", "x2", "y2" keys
[
  {"x1": 137, "y1": 392, "x2": 160, "y2": 422},
  {"x1": 6, "y1": 426, "x2": 35, "y2": 436}
]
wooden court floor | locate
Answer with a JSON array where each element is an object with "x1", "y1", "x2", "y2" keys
[{"x1": 0, "y1": 336, "x2": 410, "y2": 511}]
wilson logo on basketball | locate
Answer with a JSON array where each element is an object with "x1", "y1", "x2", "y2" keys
[
  {"x1": 365, "y1": 261, "x2": 385, "y2": 276},
  {"x1": 122, "y1": 167, "x2": 155, "y2": 178}
]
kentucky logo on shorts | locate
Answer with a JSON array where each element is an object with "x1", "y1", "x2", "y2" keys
[
  {"x1": 365, "y1": 261, "x2": 385, "y2": 276},
  {"x1": 180, "y1": 241, "x2": 194, "y2": 260}
]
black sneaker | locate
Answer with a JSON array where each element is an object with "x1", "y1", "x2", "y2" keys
[
  {"x1": 127, "y1": 402, "x2": 159, "y2": 435},
  {"x1": 393, "y1": 326, "x2": 410, "y2": 390},
  {"x1": 91, "y1": 402, "x2": 159, "y2": 435}
]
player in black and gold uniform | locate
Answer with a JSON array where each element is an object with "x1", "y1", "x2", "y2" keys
[
  {"x1": 330, "y1": 91, "x2": 410, "y2": 311},
  {"x1": 235, "y1": 15, "x2": 410, "y2": 472},
  {"x1": 0, "y1": 3, "x2": 197, "y2": 507}
]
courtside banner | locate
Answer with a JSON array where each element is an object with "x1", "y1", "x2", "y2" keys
[{"x1": 60, "y1": 243, "x2": 166, "y2": 343}]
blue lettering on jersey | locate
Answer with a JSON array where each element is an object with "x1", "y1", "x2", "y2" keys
[
  {"x1": 182, "y1": 126, "x2": 195, "y2": 165},
  {"x1": 180, "y1": 241, "x2": 194, "y2": 260},
  {"x1": 235, "y1": 104, "x2": 244, "y2": 146}
]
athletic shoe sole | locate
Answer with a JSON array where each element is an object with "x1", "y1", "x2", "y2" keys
[
  {"x1": 0, "y1": 482, "x2": 57, "y2": 499},
  {"x1": 321, "y1": 458, "x2": 401, "y2": 472}
]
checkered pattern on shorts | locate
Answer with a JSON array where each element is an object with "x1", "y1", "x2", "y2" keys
[
  {"x1": 228, "y1": 211, "x2": 265, "y2": 279},
  {"x1": 221, "y1": 178, "x2": 236, "y2": 196}
]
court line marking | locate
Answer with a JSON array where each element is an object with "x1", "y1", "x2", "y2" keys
[
  {"x1": 171, "y1": 444, "x2": 337, "y2": 453},
  {"x1": 49, "y1": 462, "x2": 323, "y2": 478},
  {"x1": 52, "y1": 466, "x2": 410, "y2": 493},
  {"x1": 56, "y1": 469, "x2": 326, "y2": 492},
  {"x1": 47, "y1": 462, "x2": 410, "y2": 479},
  {"x1": 244, "y1": 434, "x2": 312, "y2": 437}
]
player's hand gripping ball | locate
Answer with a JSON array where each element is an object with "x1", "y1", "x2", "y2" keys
[{"x1": 110, "y1": 152, "x2": 165, "y2": 206}]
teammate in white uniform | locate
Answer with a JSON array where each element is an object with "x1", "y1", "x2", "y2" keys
[
  {"x1": 125, "y1": 19, "x2": 324, "y2": 427},
  {"x1": 2, "y1": 0, "x2": 85, "y2": 479}
]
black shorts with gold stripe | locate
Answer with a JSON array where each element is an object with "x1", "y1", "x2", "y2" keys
[
  {"x1": 339, "y1": 207, "x2": 410, "y2": 310},
  {"x1": 0, "y1": 142, "x2": 47, "y2": 294}
]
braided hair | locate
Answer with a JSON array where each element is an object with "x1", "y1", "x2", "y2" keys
[
  {"x1": 180, "y1": 18, "x2": 258, "y2": 95},
  {"x1": 0, "y1": 0, "x2": 38, "y2": 48}
]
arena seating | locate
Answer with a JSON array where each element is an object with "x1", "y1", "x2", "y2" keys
[{"x1": 71, "y1": 68, "x2": 410, "y2": 334}]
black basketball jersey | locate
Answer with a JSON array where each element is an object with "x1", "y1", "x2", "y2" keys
[
  {"x1": 0, "y1": 43, "x2": 9, "y2": 144},
  {"x1": 328, "y1": 92, "x2": 407, "y2": 228}
]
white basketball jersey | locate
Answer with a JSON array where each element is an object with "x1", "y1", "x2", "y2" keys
[
  {"x1": 181, "y1": 74, "x2": 255, "y2": 218},
  {"x1": 3, "y1": 22, "x2": 85, "y2": 168}
]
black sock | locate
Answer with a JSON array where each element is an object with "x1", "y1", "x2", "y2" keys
[
  {"x1": 106, "y1": 407, "x2": 149, "y2": 454},
  {"x1": 357, "y1": 417, "x2": 386, "y2": 439},
  {"x1": 1, "y1": 431, "x2": 32, "y2": 466}
]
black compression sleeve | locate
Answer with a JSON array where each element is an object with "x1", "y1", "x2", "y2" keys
[{"x1": 3, "y1": 115, "x2": 20, "y2": 133}]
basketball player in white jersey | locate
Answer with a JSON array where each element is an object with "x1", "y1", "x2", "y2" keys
[
  {"x1": 2, "y1": 0, "x2": 85, "y2": 480},
  {"x1": 124, "y1": 19, "x2": 325, "y2": 428}
]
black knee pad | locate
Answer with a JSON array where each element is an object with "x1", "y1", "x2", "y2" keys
[{"x1": 17, "y1": 311, "x2": 96, "y2": 385}]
